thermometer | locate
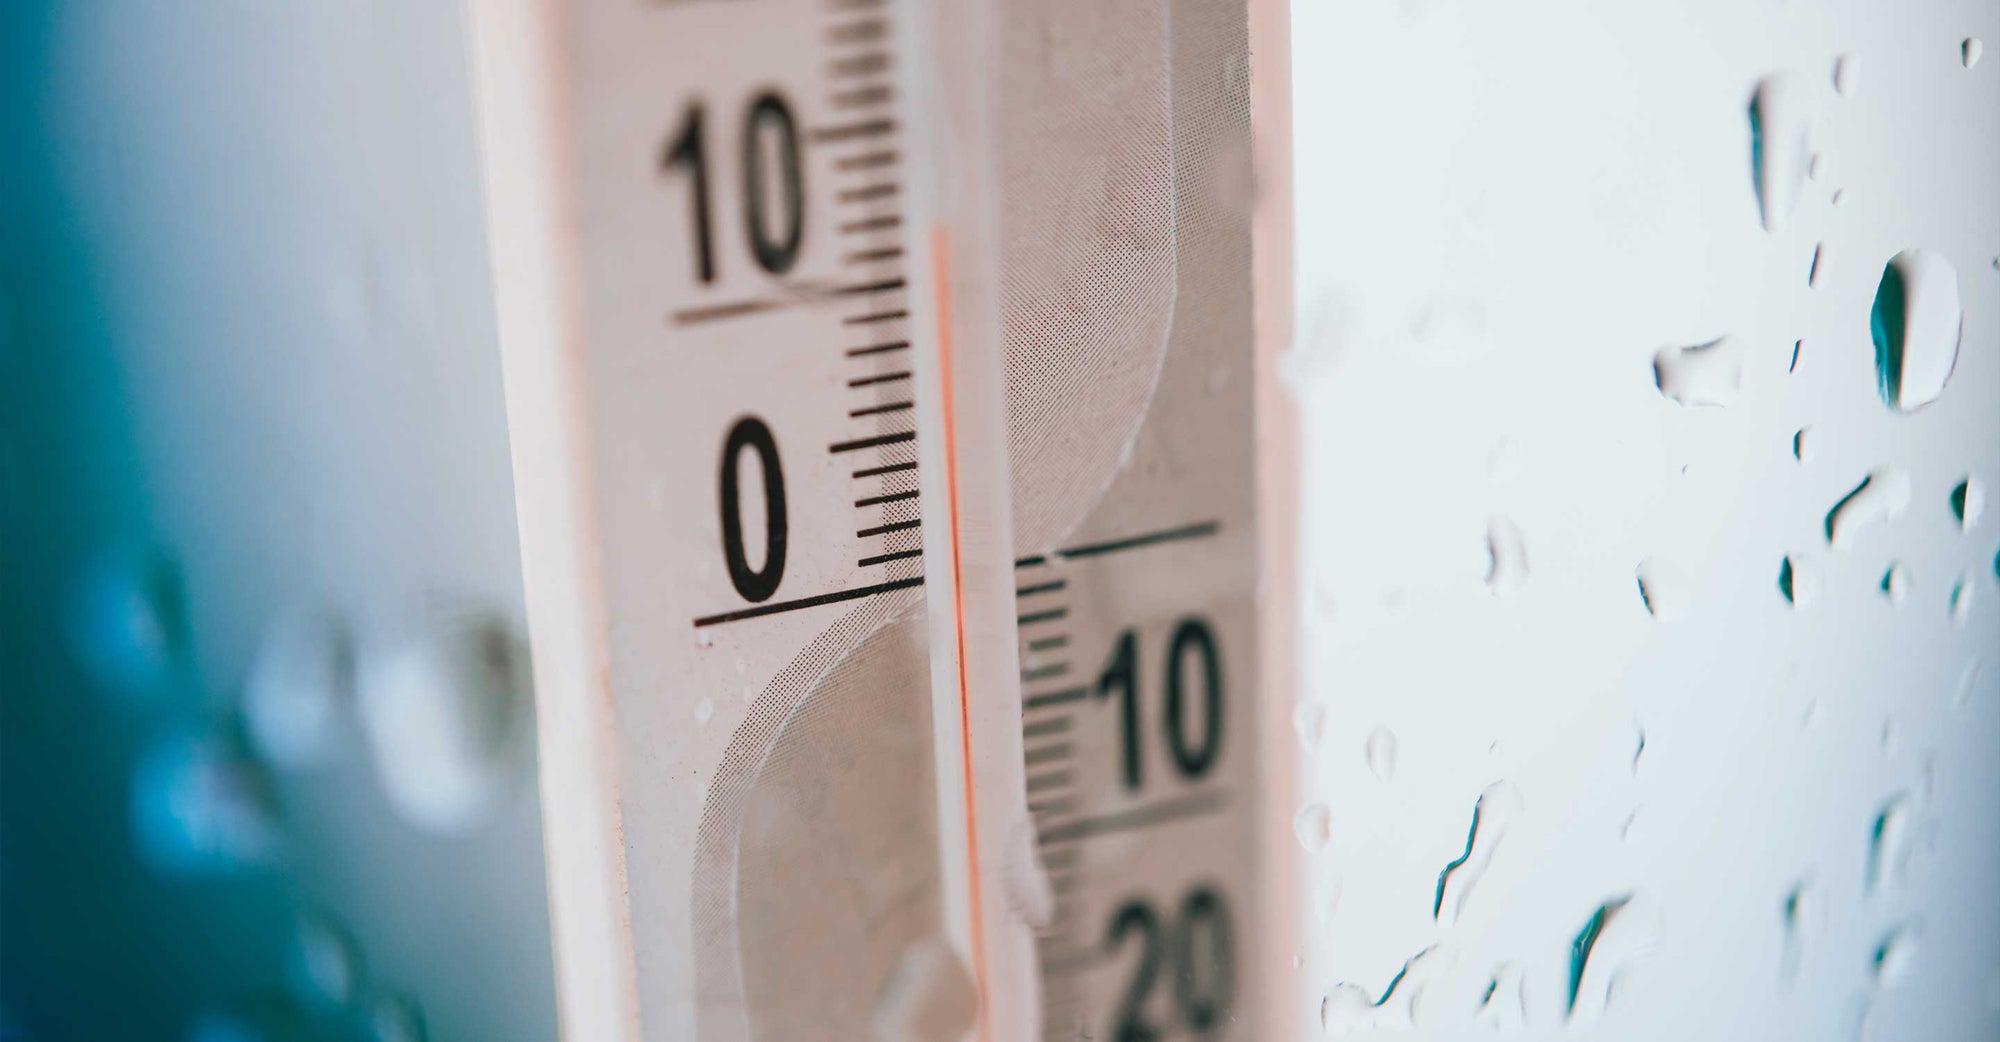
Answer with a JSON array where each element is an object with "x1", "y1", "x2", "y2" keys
[{"x1": 464, "y1": 0, "x2": 1279, "y2": 1037}]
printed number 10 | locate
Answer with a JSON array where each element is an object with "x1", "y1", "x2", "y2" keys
[{"x1": 1094, "y1": 618, "x2": 1224, "y2": 791}]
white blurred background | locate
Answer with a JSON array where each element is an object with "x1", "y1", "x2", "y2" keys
[{"x1": 1288, "y1": 0, "x2": 1999, "y2": 1038}]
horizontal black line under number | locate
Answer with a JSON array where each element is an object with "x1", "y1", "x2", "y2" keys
[
  {"x1": 1036, "y1": 791, "x2": 1226, "y2": 846},
  {"x1": 693, "y1": 575, "x2": 922, "y2": 627},
  {"x1": 1055, "y1": 520, "x2": 1221, "y2": 561}
]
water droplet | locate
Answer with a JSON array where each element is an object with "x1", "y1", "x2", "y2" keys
[
  {"x1": 1807, "y1": 152, "x2": 1824, "y2": 182},
  {"x1": 1653, "y1": 336, "x2": 1744, "y2": 408},
  {"x1": 1952, "y1": 476, "x2": 1986, "y2": 530},
  {"x1": 1810, "y1": 242, "x2": 1829, "y2": 288},
  {"x1": 1950, "y1": 574, "x2": 1973, "y2": 626},
  {"x1": 356, "y1": 614, "x2": 529, "y2": 833},
  {"x1": 1477, "y1": 963, "x2": 1527, "y2": 1035},
  {"x1": 1567, "y1": 894, "x2": 1660, "y2": 1025},
  {"x1": 1826, "y1": 470, "x2": 1912, "y2": 550},
  {"x1": 131, "y1": 733, "x2": 282, "y2": 876},
  {"x1": 1965, "y1": 38, "x2": 1985, "y2": 69},
  {"x1": 1320, "y1": 983, "x2": 1376, "y2": 1038},
  {"x1": 1631, "y1": 725, "x2": 1647, "y2": 773},
  {"x1": 1780, "y1": 880, "x2": 1820, "y2": 988},
  {"x1": 63, "y1": 547, "x2": 188, "y2": 697},
  {"x1": 1364, "y1": 726, "x2": 1399, "y2": 782},
  {"x1": 287, "y1": 909, "x2": 360, "y2": 1008},
  {"x1": 1873, "y1": 923, "x2": 1921, "y2": 988},
  {"x1": 1750, "y1": 74, "x2": 1813, "y2": 233},
  {"x1": 1780, "y1": 553, "x2": 1823, "y2": 609},
  {"x1": 1956, "y1": 659, "x2": 1985, "y2": 710},
  {"x1": 1484, "y1": 517, "x2": 1528, "y2": 598},
  {"x1": 1871, "y1": 250, "x2": 1962, "y2": 413},
  {"x1": 1803, "y1": 698, "x2": 1823, "y2": 730},
  {"x1": 1868, "y1": 793, "x2": 1913, "y2": 893},
  {"x1": 695, "y1": 629, "x2": 715, "y2": 649},
  {"x1": 1880, "y1": 717, "x2": 1899, "y2": 754},
  {"x1": 1881, "y1": 562, "x2": 1911, "y2": 605},
  {"x1": 1321, "y1": 945, "x2": 1457, "y2": 1035},
  {"x1": 1293, "y1": 952, "x2": 1305, "y2": 969},
  {"x1": 1849, "y1": 996, "x2": 1877, "y2": 1041},
  {"x1": 1294, "y1": 701, "x2": 1327, "y2": 751},
  {"x1": 1834, "y1": 53, "x2": 1860, "y2": 97},
  {"x1": 1634, "y1": 559, "x2": 1688, "y2": 621},
  {"x1": 1789, "y1": 338, "x2": 1805, "y2": 372},
  {"x1": 695, "y1": 697, "x2": 715, "y2": 725},
  {"x1": 1434, "y1": 780, "x2": 1525, "y2": 927},
  {"x1": 245, "y1": 611, "x2": 355, "y2": 772},
  {"x1": 1620, "y1": 807, "x2": 1645, "y2": 845},
  {"x1": 1294, "y1": 802, "x2": 1332, "y2": 852},
  {"x1": 1831, "y1": 187, "x2": 1847, "y2": 206},
  {"x1": 873, "y1": 939, "x2": 977, "y2": 1042},
  {"x1": 1792, "y1": 427, "x2": 1816, "y2": 464},
  {"x1": 1313, "y1": 874, "x2": 1344, "y2": 923},
  {"x1": 1380, "y1": 944, "x2": 1456, "y2": 1029},
  {"x1": 366, "y1": 993, "x2": 428, "y2": 1042}
]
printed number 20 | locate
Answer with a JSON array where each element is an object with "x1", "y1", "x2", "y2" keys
[{"x1": 1106, "y1": 886, "x2": 1235, "y2": 1042}]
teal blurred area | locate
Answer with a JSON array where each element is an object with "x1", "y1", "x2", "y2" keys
[{"x1": 0, "y1": 4, "x2": 558, "y2": 1038}]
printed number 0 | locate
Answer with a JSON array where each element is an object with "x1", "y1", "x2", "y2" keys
[{"x1": 718, "y1": 417, "x2": 787, "y2": 603}]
